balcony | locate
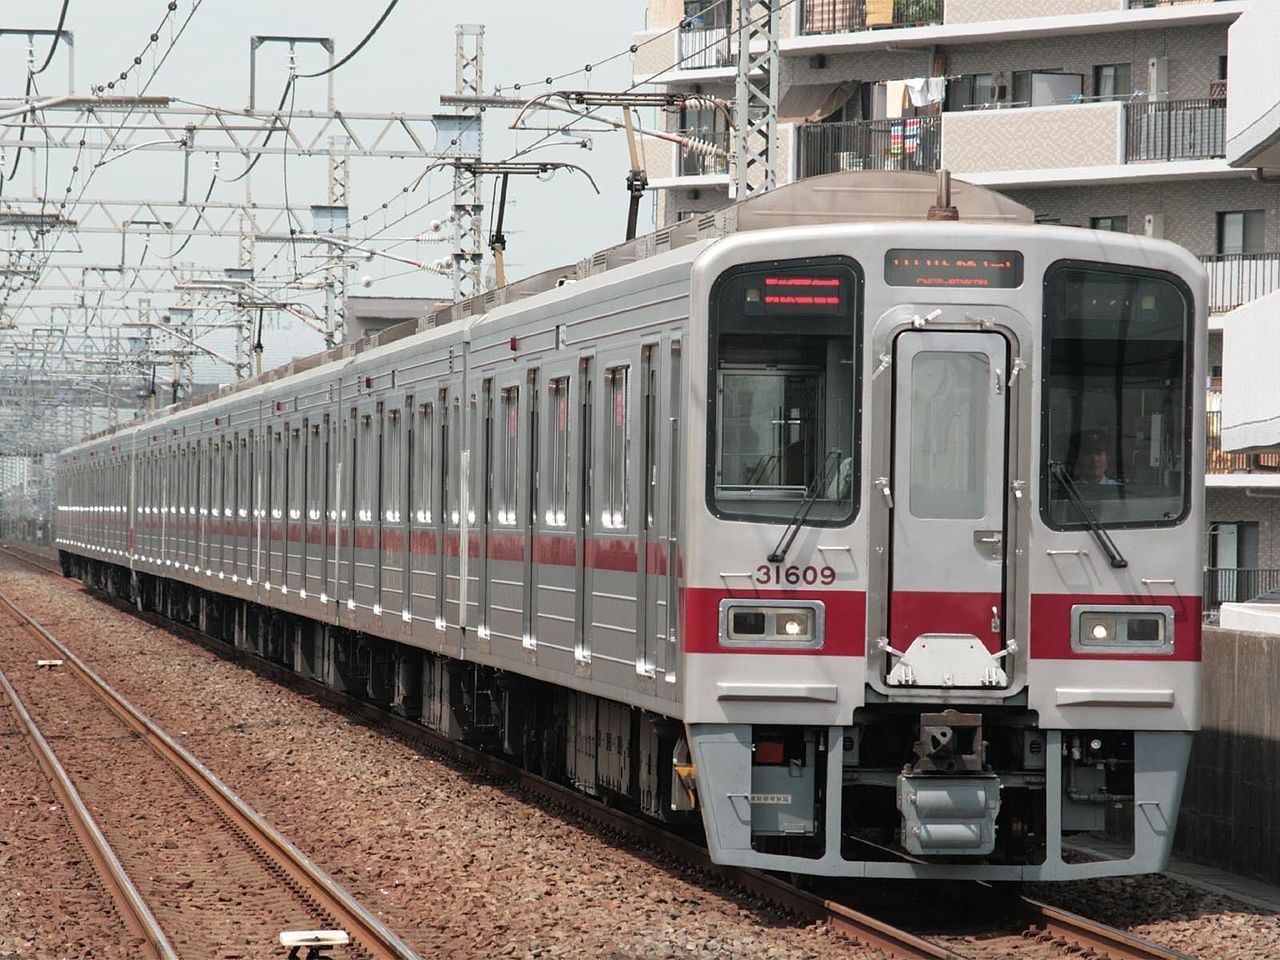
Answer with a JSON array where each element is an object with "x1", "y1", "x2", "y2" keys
[
  {"x1": 1207, "y1": 409, "x2": 1280, "y2": 476},
  {"x1": 1201, "y1": 253, "x2": 1280, "y2": 314},
  {"x1": 1124, "y1": 98, "x2": 1226, "y2": 162},
  {"x1": 678, "y1": 129, "x2": 731, "y2": 177},
  {"x1": 797, "y1": 117, "x2": 941, "y2": 177},
  {"x1": 677, "y1": 23, "x2": 732, "y2": 70},
  {"x1": 799, "y1": 0, "x2": 943, "y2": 36}
]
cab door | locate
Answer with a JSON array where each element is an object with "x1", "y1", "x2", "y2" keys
[{"x1": 887, "y1": 330, "x2": 1009, "y2": 686}]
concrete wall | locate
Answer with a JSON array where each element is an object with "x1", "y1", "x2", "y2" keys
[
  {"x1": 1221, "y1": 289, "x2": 1280, "y2": 453},
  {"x1": 1177, "y1": 625, "x2": 1280, "y2": 883},
  {"x1": 942, "y1": 103, "x2": 1122, "y2": 174},
  {"x1": 1225, "y1": 0, "x2": 1280, "y2": 167},
  {"x1": 947, "y1": 0, "x2": 1122, "y2": 24}
]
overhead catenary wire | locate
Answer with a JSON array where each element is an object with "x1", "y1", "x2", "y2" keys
[
  {"x1": 1, "y1": 0, "x2": 206, "y2": 327},
  {"x1": 257, "y1": 0, "x2": 772, "y2": 290},
  {"x1": 31, "y1": 0, "x2": 72, "y2": 76}
]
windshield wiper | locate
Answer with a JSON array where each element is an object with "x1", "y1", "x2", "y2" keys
[
  {"x1": 1049, "y1": 461, "x2": 1127, "y2": 569},
  {"x1": 768, "y1": 450, "x2": 842, "y2": 564}
]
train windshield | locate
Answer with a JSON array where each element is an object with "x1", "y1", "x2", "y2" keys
[
  {"x1": 707, "y1": 259, "x2": 860, "y2": 524},
  {"x1": 1042, "y1": 264, "x2": 1191, "y2": 529}
]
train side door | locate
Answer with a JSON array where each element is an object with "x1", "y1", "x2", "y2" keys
[{"x1": 887, "y1": 330, "x2": 1009, "y2": 687}]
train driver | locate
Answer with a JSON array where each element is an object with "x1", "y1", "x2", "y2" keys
[{"x1": 1072, "y1": 429, "x2": 1119, "y2": 486}]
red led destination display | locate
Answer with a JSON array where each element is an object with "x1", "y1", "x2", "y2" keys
[
  {"x1": 885, "y1": 249, "x2": 1023, "y2": 289},
  {"x1": 746, "y1": 275, "x2": 847, "y2": 315}
]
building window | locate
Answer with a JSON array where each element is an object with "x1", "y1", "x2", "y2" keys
[
  {"x1": 1217, "y1": 210, "x2": 1264, "y2": 255},
  {"x1": 683, "y1": 0, "x2": 727, "y2": 29},
  {"x1": 1093, "y1": 63, "x2": 1132, "y2": 101},
  {"x1": 1091, "y1": 216, "x2": 1129, "y2": 233},
  {"x1": 946, "y1": 74, "x2": 996, "y2": 112}
]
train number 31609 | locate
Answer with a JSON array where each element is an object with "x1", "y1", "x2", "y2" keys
[{"x1": 754, "y1": 564, "x2": 837, "y2": 586}]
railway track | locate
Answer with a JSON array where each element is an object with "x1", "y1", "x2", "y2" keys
[
  {"x1": 0, "y1": 578, "x2": 420, "y2": 960},
  {"x1": 2, "y1": 542, "x2": 1197, "y2": 960}
]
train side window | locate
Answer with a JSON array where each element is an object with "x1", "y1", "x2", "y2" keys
[
  {"x1": 288, "y1": 426, "x2": 303, "y2": 522},
  {"x1": 213, "y1": 440, "x2": 224, "y2": 519},
  {"x1": 414, "y1": 402, "x2": 434, "y2": 524},
  {"x1": 384, "y1": 409, "x2": 402, "y2": 523},
  {"x1": 271, "y1": 430, "x2": 285, "y2": 521},
  {"x1": 453, "y1": 396, "x2": 468, "y2": 527},
  {"x1": 356, "y1": 413, "x2": 375, "y2": 522},
  {"x1": 307, "y1": 423, "x2": 323, "y2": 521},
  {"x1": 1042, "y1": 263, "x2": 1191, "y2": 529},
  {"x1": 602, "y1": 365, "x2": 630, "y2": 530},
  {"x1": 238, "y1": 435, "x2": 250, "y2": 519},
  {"x1": 547, "y1": 377, "x2": 571, "y2": 527},
  {"x1": 707, "y1": 259, "x2": 861, "y2": 525},
  {"x1": 498, "y1": 386, "x2": 520, "y2": 525},
  {"x1": 468, "y1": 394, "x2": 479, "y2": 525}
]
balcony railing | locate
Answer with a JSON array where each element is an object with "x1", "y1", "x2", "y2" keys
[
  {"x1": 1204, "y1": 568, "x2": 1280, "y2": 620},
  {"x1": 1201, "y1": 253, "x2": 1280, "y2": 314},
  {"x1": 677, "y1": 129, "x2": 731, "y2": 177},
  {"x1": 677, "y1": 24, "x2": 731, "y2": 70},
  {"x1": 797, "y1": 116, "x2": 940, "y2": 178},
  {"x1": 1207, "y1": 409, "x2": 1280, "y2": 475},
  {"x1": 1125, "y1": 97, "x2": 1226, "y2": 162},
  {"x1": 1130, "y1": 0, "x2": 1221, "y2": 8},
  {"x1": 799, "y1": 0, "x2": 943, "y2": 36}
]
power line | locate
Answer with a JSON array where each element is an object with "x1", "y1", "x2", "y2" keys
[
  {"x1": 31, "y1": 0, "x2": 72, "y2": 76},
  {"x1": 295, "y1": 0, "x2": 401, "y2": 79},
  {"x1": 494, "y1": 0, "x2": 732, "y2": 95}
]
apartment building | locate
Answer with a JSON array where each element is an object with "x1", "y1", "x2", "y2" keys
[{"x1": 633, "y1": 0, "x2": 1277, "y2": 616}]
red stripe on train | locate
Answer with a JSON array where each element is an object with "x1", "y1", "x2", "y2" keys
[
  {"x1": 1029, "y1": 593, "x2": 1201, "y2": 662},
  {"x1": 682, "y1": 587, "x2": 867, "y2": 656},
  {"x1": 890, "y1": 591, "x2": 1003, "y2": 653}
]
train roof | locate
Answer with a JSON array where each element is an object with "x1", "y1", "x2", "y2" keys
[{"x1": 70, "y1": 171, "x2": 1033, "y2": 450}]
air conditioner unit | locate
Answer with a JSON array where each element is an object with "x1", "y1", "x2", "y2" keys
[
  {"x1": 1144, "y1": 213, "x2": 1165, "y2": 239},
  {"x1": 1147, "y1": 57, "x2": 1168, "y2": 101}
]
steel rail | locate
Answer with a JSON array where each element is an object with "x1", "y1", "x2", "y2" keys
[
  {"x1": 79, "y1": 594, "x2": 963, "y2": 960},
  {"x1": 0, "y1": 663, "x2": 176, "y2": 960},
  {"x1": 1020, "y1": 898, "x2": 1197, "y2": 960},
  {"x1": 0, "y1": 585, "x2": 423, "y2": 960}
]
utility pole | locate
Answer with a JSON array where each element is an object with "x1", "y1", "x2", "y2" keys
[
  {"x1": 733, "y1": 0, "x2": 780, "y2": 197},
  {"x1": 452, "y1": 24, "x2": 485, "y2": 300}
]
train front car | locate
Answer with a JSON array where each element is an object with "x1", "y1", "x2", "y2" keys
[{"x1": 681, "y1": 220, "x2": 1205, "y2": 881}]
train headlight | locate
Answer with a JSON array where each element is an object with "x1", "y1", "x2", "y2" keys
[
  {"x1": 720, "y1": 601, "x2": 823, "y2": 648},
  {"x1": 1072, "y1": 605, "x2": 1174, "y2": 654}
]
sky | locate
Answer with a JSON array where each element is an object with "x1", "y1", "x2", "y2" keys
[{"x1": 0, "y1": 1, "x2": 648, "y2": 379}]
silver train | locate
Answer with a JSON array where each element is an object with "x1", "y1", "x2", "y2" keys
[{"x1": 57, "y1": 172, "x2": 1205, "y2": 881}]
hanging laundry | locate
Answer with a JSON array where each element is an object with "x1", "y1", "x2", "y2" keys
[
  {"x1": 885, "y1": 79, "x2": 909, "y2": 119},
  {"x1": 905, "y1": 77, "x2": 948, "y2": 107}
]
